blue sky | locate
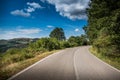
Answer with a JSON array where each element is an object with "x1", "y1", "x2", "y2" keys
[{"x1": 0, "y1": 0, "x2": 89, "y2": 39}]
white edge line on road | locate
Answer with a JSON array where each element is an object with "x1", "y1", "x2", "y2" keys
[
  {"x1": 88, "y1": 47, "x2": 120, "y2": 73},
  {"x1": 8, "y1": 50, "x2": 65, "y2": 80}
]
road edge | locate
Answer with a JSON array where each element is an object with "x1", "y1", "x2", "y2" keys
[
  {"x1": 8, "y1": 50, "x2": 65, "y2": 80},
  {"x1": 88, "y1": 47, "x2": 120, "y2": 73}
]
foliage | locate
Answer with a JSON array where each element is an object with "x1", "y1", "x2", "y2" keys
[
  {"x1": 0, "y1": 48, "x2": 35, "y2": 67},
  {"x1": 87, "y1": 0, "x2": 120, "y2": 56},
  {"x1": 49, "y1": 27, "x2": 66, "y2": 41},
  {"x1": 36, "y1": 38, "x2": 61, "y2": 51},
  {"x1": 68, "y1": 35, "x2": 88, "y2": 47},
  {"x1": 60, "y1": 41, "x2": 71, "y2": 48},
  {"x1": 90, "y1": 47, "x2": 120, "y2": 70}
]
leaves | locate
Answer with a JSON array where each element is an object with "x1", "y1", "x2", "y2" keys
[
  {"x1": 87, "y1": 0, "x2": 120, "y2": 56},
  {"x1": 49, "y1": 27, "x2": 66, "y2": 41}
]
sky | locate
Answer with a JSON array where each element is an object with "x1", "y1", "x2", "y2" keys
[{"x1": 0, "y1": 0, "x2": 89, "y2": 39}]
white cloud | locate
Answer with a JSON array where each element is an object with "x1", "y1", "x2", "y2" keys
[
  {"x1": 11, "y1": 2, "x2": 44, "y2": 17},
  {"x1": 0, "y1": 28, "x2": 42, "y2": 39},
  {"x1": 27, "y1": 2, "x2": 43, "y2": 9},
  {"x1": 75, "y1": 28, "x2": 80, "y2": 32},
  {"x1": 45, "y1": 0, "x2": 90, "y2": 20},
  {"x1": 25, "y1": 2, "x2": 44, "y2": 13},
  {"x1": 25, "y1": 7, "x2": 35, "y2": 13},
  {"x1": 47, "y1": 25, "x2": 54, "y2": 28},
  {"x1": 11, "y1": 10, "x2": 30, "y2": 17}
]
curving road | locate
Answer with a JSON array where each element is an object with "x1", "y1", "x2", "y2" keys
[{"x1": 9, "y1": 46, "x2": 120, "y2": 80}]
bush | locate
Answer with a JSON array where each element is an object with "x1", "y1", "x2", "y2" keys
[
  {"x1": 36, "y1": 38, "x2": 61, "y2": 51},
  {"x1": 0, "y1": 48, "x2": 35, "y2": 67},
  {"x1": 6, "y1": 48, "x2": 20, "y2": 55},
  {"x1": 23, "y1": 52, "x2": 35, "y2": 59},
  {"x1": 60, "y1": 41, "x2": 71, "y2": 48},
  {"x1": 68, "y1": 35, "x2": 88, "y2": 47}
]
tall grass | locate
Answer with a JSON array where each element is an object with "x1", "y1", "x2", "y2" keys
[
  {"x1": 90, "y1": 47, "x2": 120, "y2": 70},
  {"x1": 0, "y1": 50, "x2": 59, "y2": 80}
]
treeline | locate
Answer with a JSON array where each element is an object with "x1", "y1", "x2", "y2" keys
[
  {"x1": 29, "y1": 35, "x2": 89, "y2": 51},
  {"x1": 0, "y1": 27, "x2": 89, "y2": 68},
  {"x1": 86, "y1": 0, "x2": 120, "y2": 57}
]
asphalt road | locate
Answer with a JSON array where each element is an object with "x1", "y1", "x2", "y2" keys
[{"x1": 9, "y1": 46, "x2": 120, "y2": 80}]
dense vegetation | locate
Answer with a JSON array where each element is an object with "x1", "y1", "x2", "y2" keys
[
  {"x1": 86, "y1": 0, "x2": 120, "y2": 57},
  {"x1": 49, "y1": 27, "x2": 66, "y2": 41}
]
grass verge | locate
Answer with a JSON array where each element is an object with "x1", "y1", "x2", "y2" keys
[
  {"x1": 90, "y1": 47, "x2": 120, "y2": 70},
  {"x1": 0, "y1": 50, "x2": 59, "y2": 80}
]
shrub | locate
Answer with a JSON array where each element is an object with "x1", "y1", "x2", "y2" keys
[
  {"x1": 60, "y1": 41, "x2": 71, "y2": 48},
  {"x1": 35, "y1": 38, "x2": 61, "y2": 51}
]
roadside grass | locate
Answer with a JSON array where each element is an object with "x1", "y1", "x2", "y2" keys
[
  {"x1": 0, "y1": 50, "x2": 59, "y2": 80},
  {"x1": 90, "y1": 47, "x2": 120, "y2": 70}
]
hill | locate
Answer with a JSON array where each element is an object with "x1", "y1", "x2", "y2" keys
[{"x1": 0, "y1": 38, "x2": 39, "y2": 53}]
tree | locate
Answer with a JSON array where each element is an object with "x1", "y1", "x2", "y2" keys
[
  {"x1": 87, "y1": 0, "x2": 120, "y2": 56},
  {"x1": 68, "y1": 36, "x2": 78, "y2": 47},
  {"x1": 49, "y1": 27, "x2": 66, "y2": 41},
  {"x1": 68, "y1": 35, "x2": 88, "y2": 47},
  {"x1": 60, "y1": 41, "x2": 71, "y2": 48},
  {"x1": 80, "y1": 35, "x2": 88, "y2": 45},
  {"x1": 35, "y1": 38, "x2": 60, "y2": 51}
]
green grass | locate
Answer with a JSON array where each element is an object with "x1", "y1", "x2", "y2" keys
[
  {"x1": 90, "y1": 47, "x2": 120, "y2": 70},
  {"x1": 0, "y1": 50, "x2": 59, "y2": 80}
]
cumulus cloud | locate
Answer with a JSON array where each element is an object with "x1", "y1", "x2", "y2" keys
[
  {"x1": 11, "y1": 10, "x2": 30, "y2": 17},
  {"x1": 75, "y1": 28, "x2": 80, "y2": 32},
  {"x1": 25, "y1": 7, "x2": 35, "y2": 13},
  {"x1": 45, "y1": 0, "x2": 90, "y2": 20},
  {"x1": 27, "y1": 2, "x2": 43, "y2": 9},
  {"x1": 11, "y1": 2, "x2": 44, "y2": 17},
  {"x1": 25, "y1": 2, "x2": 44, "y2": 13}
]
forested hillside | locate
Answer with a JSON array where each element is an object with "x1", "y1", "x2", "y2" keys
[
  {"x1": 0, "y1": 38, "x2": 39, "y2": 53},
  {"x1": 86, "y1": 0, "x2": 120, "y2": 57}
]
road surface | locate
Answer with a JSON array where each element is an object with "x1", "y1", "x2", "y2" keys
[{"x1": 9, "y1": 46, "x2": 120, "y2": 80}]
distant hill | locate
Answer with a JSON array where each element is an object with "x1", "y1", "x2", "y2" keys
[{"x1": 0, "y1": 38, "x2": 39, "y2": 53}]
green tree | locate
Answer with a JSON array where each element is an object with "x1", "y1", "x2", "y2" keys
[
  {"x1": 35, "y1": 38, "x2": 60, "y2": 51},
  {"x1": 68, "y1": 35, "x2": 88, "y2": 47},
  {"x1": 87, "y1": 0, "x2": 120, "y2": 56},
  {"x1": 49, "y1": 27, "x2": 66, "y2": 41},
  {"x1": 80, "y1": 35, "x2": 88, "y2": 45},
  {"x1": 60, "y1": 41, "x2": 71, "y2": 48},
  {"x1": 68, "y1": 36, "x2": 78, "y2": 47}
]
